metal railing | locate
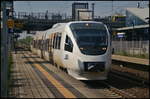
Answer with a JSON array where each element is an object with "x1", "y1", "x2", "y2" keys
[
  {"x1": 112, "y1": 40, "x2": 149, "y2": 57},
  {"x1": 13, "y1": 12, "x2": 72, "y2": 20}
]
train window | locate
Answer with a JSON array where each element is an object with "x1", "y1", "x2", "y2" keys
[
  {"x1": 41, "y1": 40, "x2": 42, "y2": 50},
  {"x1": 42, "y1": 40, "x2": 44, "y2": 50},
  {"x1": 34, "y1": 41, "x2": 36, "y2": 47},
  {"x1": 43, "y1": 40, "x2": 45, "y2": 50},
  {"x1": 39, "y1": 40, "x2": 41, "y2": 49},
  {"x1": 64, "y1": 35, "x2": 73, "y2": 52},
  {"x1": 40, "y1": 40, "x2": 42, "y2": 49},
  {"x1": 50, "y1": 36, "x2": 52, "y2": 48},
  {"x1": 55, "y1": 34, "x2": 58, "y2": 49},
  {"x1": 45, "y1": 39, "x2": 47, "y2": 50},
  {"x1": 45, "y1": 40, "x2": 47, "y2": 50},
  {"x1": 33, "y1": 40, "x2": 35, "y2": 48},
  {"x1": 51, "y1": 34, "x2": 54, "y2": 49},
  {"x1": 53, "y1": 34, "x2": 55, "y2": 48},
  {"x1": 37, "y1": 40, "x2": 38, "y2": 49},
  {"x1": 36, "y1": 40, "x2": 39, "y2": 48},
  {"x1": 48, "y1": 39, "x2": 51, "y2": 51},
  {"x1": 57, "y1": 33, "x2": 62, "y2": 49},
  {"x1": 36, "y1": 40, "x2": 38, "y2": 48},
  {"x1": 47, "y1": 39, "x2": 49, "y2": 51},
  {"x1": 34, "y1": 40, "x2": 36, "y2": 48},
  {"x1": 38, "y1": 40, "x2": 40, "y2": 49}
]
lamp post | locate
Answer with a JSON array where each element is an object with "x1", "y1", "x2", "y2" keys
[
  {"x1": 1, "y1": 1, "x2": 8, "y2": 97},
  {"x1": 132, "y1": 20, "x2": 135, "y2": 55},
  {"x1": 92, "y1": 3, "x2": 95, "y2": 20}
]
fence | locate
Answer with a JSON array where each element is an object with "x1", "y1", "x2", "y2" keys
[
  {"x1": 14, "y1": 12, "x2": 71, "y2": 20},
  {"x1": 112, "y1": 40, "x2": 149, "y2": 57}
]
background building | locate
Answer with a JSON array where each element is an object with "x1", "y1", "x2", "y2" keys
[
  {"x1": 72, "y1": 2, "x2": 88, "y2": 20},
  {"x1": 113, "y1": 7, "x2": 149, "y2": 41},
  {"x1": 126, "y1": 7, "x2": 149, "y2": 27}
]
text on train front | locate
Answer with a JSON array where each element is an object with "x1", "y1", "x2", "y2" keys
[{"x1": 70, "y1": 23, "x2": 108, "y2": 55}]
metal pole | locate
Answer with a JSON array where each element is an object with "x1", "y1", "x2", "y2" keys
[
  {"x1": 1, "y1": 1, "x2": 8, "y2": 97},
  {"x1": 112, "y1": 0, "x2": 114, "y2": 15},
  {"x1": 92, "y1": 3, "x2": 95, "y2": 20},
  {"x1": 132, "y1": 22, "x2": 135, "y2": 55}
]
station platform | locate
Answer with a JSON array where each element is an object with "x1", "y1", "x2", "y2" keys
[
  {"x1": 8, "y1": 51, "x2": 119, "y2": 98},
  {"x1": 112, "y1": 55, "x2": 149, "y2": 66}
]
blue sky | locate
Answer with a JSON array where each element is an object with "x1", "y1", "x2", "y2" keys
[{"x1": 14, "y1": 1, "x2": 149, "y2": 17}]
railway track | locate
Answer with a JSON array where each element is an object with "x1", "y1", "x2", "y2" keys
[
  {"x1": 82, "y1": 80, "x2": 137, "y2": 98},
  {"x1": 13, "y1": 50, "x2": 149, "y2": 98},
  {"x1": 102, "y1": 81, "x2": 137, "y2": 98},
  {"x1": 108, "y1": 71, "x2": 149, "y2": 98},
  {"x1": 25, "y1": 51, "x2": 122, "y2": 98},
  {"x1": 82, "y1": 63, "x2": 149, "y2": 98},
  {"x1": 29, "y1": 50, "x2": 149, "y2": 98},
  {"x1": 110, "y1": 70, "x2": 149, "y2": 86}
]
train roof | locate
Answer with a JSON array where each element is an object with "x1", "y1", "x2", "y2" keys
[
  {"x1": 51, "y1": 21, "x2": 104, "y2": 29},
  {"x1": 34, "y1": 21, "x2": 105, "y2": 39},
  {"x1": 34, "y1": 31, "x2": 45, "y2": 40},
  {"x1": 68, "y1": 21, "x2": 103, "y2": 24}
]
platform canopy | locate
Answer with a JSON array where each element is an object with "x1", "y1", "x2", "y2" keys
[{"x1": 115, "y1": 24, "x2": 149, "y2": 31}]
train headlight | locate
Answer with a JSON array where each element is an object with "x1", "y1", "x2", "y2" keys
[
  {"x1": 85, "y1": 23, "x2": 89, "y2": 26},
  {"x1": 79, "y1": 47, "x2": 84, "y2": 50},
  {"x1": 102, "y1": 47, "x2": 107, "y2": 50}
]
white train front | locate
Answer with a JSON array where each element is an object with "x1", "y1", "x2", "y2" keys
[{"x1": 31, "y1": 21, "x2": 112, "y2": 80}]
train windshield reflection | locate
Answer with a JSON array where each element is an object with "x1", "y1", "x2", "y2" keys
[{"x1": 70, "y1": 23, "x2": 108, "y2": 55}]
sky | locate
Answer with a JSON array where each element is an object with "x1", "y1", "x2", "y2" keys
[{"x1": 14, "y1": 1, "x2": 149, "y2": 17}]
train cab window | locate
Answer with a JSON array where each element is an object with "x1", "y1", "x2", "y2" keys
[{"x1": 65, "y1": 35, "x2": 73, "y2": 52}]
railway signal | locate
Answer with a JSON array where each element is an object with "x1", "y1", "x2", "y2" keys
[{"x1": 7, "y1": 19, "x2": 14, "y2": 28}]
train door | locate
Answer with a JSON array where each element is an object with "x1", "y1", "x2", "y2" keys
[{"x1": 63, "y1": 34, "x2": 74, "y2": 70}]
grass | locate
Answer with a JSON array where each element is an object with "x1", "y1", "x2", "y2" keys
[{"x1": 115, "y1": 51, "x2": 149, "y2": 59}]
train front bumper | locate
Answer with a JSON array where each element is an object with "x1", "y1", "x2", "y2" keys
[{"x1": 68, "y1": 69, "x2": 108, "y2": 80}]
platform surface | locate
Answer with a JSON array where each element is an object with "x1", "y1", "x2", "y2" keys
[
  {"x1": 8, "y1": 51, "x2": 120, "y2": 98},
  {"x1": 112, "y1": 55, "x2": 149, "y2": 66}
]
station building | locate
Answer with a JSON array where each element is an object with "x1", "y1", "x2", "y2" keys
[{"x1": 113, "y1": 7, "x2": 149, "y2": 41}]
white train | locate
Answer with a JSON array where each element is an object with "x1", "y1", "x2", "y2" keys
[{"x1": 31, "y1": 21, "x2": 112, "y2": 80}]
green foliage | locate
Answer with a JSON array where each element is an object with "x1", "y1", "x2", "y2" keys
[
  {"x1": 115, "y1": 51, "x2": 149, "y2": 59},
  {"x1": 122, "y1": 51, "x2": 128, "y2": 56},
  {"x1": 18, "y1": 36, "x2": 33, "y2": 45}
]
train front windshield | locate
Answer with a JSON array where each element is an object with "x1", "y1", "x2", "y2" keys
[{"x1": 70, "y1": 23, "x2": 108, "y2": 55}]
